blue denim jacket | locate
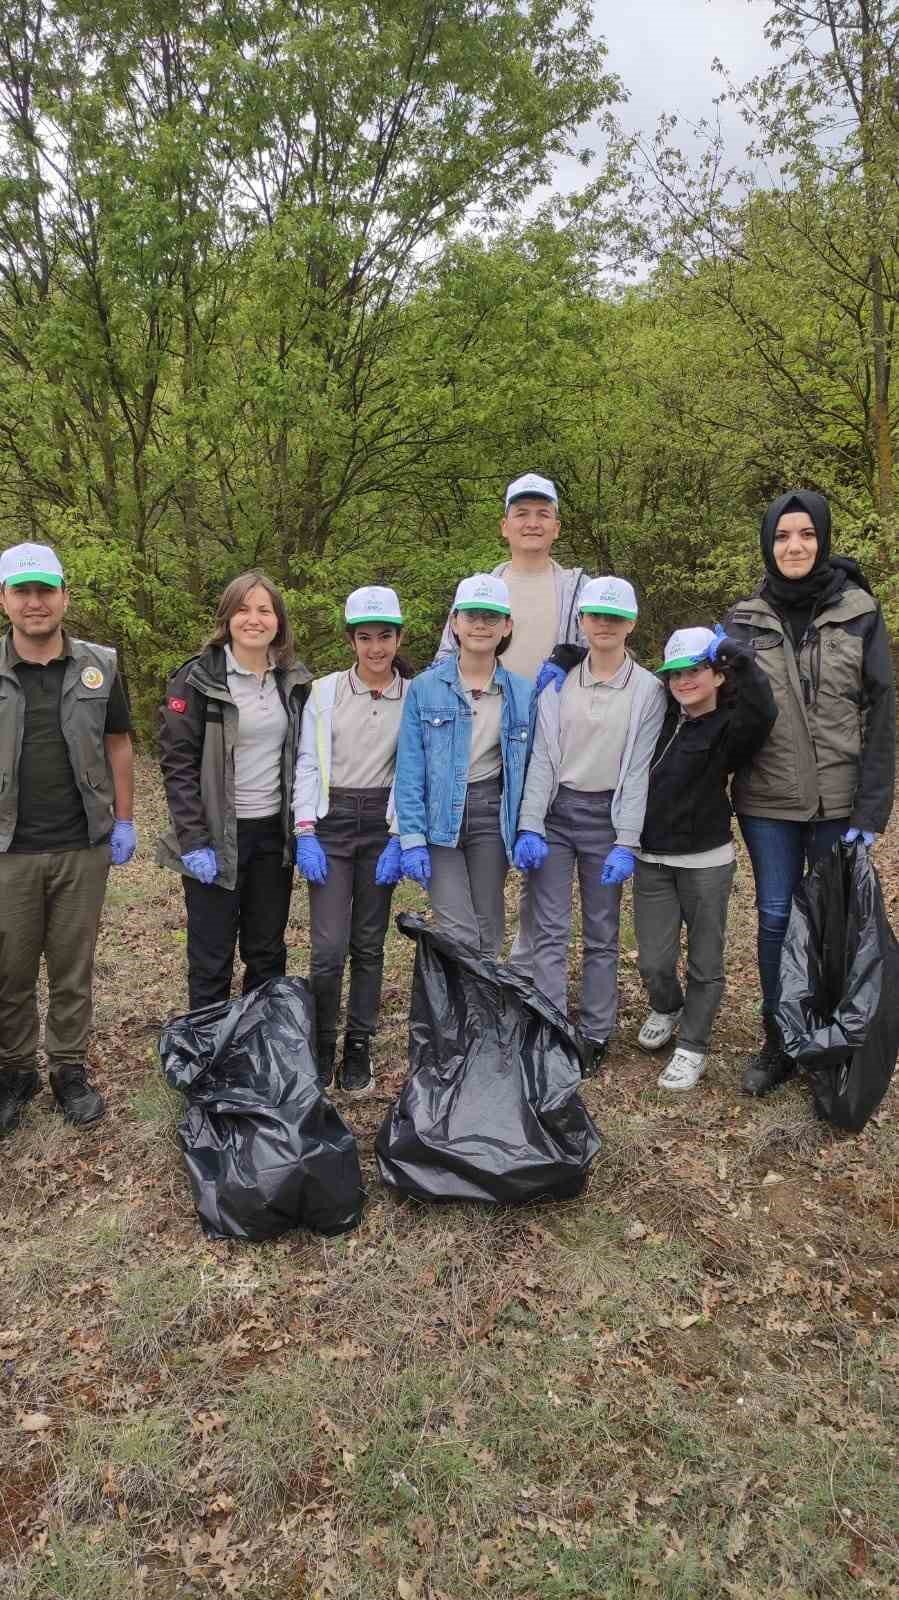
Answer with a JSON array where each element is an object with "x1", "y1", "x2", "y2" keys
[{"x1": 395, "y1": 657, "x2": 534, "y2": 858}]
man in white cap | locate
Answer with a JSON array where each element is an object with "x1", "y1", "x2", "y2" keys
[
  {"x1": 0, "y1": 542, "x2": 137, "y2": 1135},
  {"x1": 434, "y1": 475, "x2": 587, "y2": 963},
  {"x1": 435, "y1": 473, "x2": 587, "y2": 675}
]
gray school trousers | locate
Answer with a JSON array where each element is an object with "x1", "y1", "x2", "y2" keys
[
  {"x1": 308, "y1": 787, "x2": 395, "y2": 1047},
  {"x1": 529, "y1": 786, "x2": 620, "y2": 1043},
  {"x1": 633, "y1": 856, "x2": 736, "y2": 1053},
  {"x1": 428, "y1": 776, "x2": 508, "y2": 957}
]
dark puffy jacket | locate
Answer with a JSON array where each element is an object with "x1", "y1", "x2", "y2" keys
[
  {"x1": 641, "y1": 647, "x2": 777, "y2": 855},
  {"x1": 725, "y1": 579, "x2": 896, "y2": 831},
  {"x1": 155, "y1": 645, "x2": 311, "y2": 890}
]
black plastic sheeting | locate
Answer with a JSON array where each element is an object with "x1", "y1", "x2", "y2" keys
[
  {"x1": 777, "y1": 839, "x2": 899, "y2": 1131},
  {"x1": 376, "y1": 914, "x2": 602, "y2": 1203},
  {"x1": 159, "y1": 977, "x2": 364, "y2": 1239}
]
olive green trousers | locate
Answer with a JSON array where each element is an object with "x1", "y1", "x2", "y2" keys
[{"x1": 0, "y1": 845, "x2": 109, "y2": 1073}]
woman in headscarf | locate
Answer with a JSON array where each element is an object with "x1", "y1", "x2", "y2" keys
[{"x1": 725, "y1": 490, "x2": 895, "y2": 1096}]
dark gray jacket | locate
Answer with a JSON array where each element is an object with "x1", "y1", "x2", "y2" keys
[
  {"x1": 0, "y1": 631, "x2": 118, "y2": 851},
  {"x1": 155, "y1": 645, "x2": 311, "y2": 890}
]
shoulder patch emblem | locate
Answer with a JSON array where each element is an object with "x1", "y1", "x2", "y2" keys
[
  {"x1": 168, "y1": 696, "x2": 187, "y2": 714},
  {"x1": 81, "y1": 666, "x2": 104, "y2": 690}
]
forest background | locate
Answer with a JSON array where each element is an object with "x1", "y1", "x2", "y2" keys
[{"x1": 2, "y1": 0, "x2": 899, "y2": 730}]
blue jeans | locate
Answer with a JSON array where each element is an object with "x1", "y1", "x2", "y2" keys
[{"x1": 738, "y1": 814, "x2": 848, "y2": 1014}]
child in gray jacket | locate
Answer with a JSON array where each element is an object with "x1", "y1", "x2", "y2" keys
[{"x1": 513, "y1": 577, "x2": 666, "y2": 1072}]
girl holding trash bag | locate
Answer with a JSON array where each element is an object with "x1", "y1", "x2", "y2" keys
[
  {"x1": 293, "y1": 587, "x2": 412, "y2": 1095},
  {"x1": 725, "y1": 489, "x2": 896, "y2": 1097},
  {"x1": 514, "y1": 577, "x2": 666, "y2": 1073},
  {"x1": 394, "y1": 574, "x2": 534, "y2": 958},
  {"x1": 632, "y1": 626, "x2": 776, "y2": 1091},
  {"x1": 157, "y1": 572, "x2": 311, "y2": 1011}
]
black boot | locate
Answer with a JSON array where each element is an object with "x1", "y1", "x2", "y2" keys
[
  {"x1": 0, "y1": 1069, "x2": 40, "y2": 1136},
  {"x1": 581, "y1": 1038, "x2": 608, "y2": 1078},
  {"x1": 339, "y1": 1035, "x2": 373, "y2": 1095},
  {"x1": 317, "y1": 1041, "x2": 336, "y2": 1089},
  {"x1": 741, "y1": 1016, "x2": 794, "y2": 1097},
  {"x1": 50, "y1": 1065, "x2": 106, "y2": 1126}
]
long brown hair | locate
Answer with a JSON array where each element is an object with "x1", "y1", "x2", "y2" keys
[{"x1": 206, "y1": 571, "x2": 295, "y2": 669}]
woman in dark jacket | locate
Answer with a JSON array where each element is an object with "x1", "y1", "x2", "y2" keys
[
  {"x1": 725, "y1": 490, "x2": 896, "y2": 1095},
  {"x1": 634, "y1": 627, "x2": 776, "y2": 1090},
  {"x1": 156, "y1": 571, "x2": 311, "y2": 1010}
]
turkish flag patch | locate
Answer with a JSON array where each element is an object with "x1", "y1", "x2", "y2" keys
[{"x1": 168, "y1": 696, "x2": 188, "y2": 714}]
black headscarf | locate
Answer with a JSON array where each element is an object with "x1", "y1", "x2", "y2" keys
[{"x1": 758, "y1": 489, "x2": 870, "y2": 641}]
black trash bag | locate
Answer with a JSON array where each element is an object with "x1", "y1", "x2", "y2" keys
[
  {"x1": 375, "y1": 914, "x2": 602, "y2": 1203},
  {"x1": 159, "y1": 977, "x2": 364, "y2": 1239},
  {"x1": 776, "y1": 839, "x2": 899, "y2": 1132}
]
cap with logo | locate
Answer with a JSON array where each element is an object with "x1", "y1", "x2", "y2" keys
[
  {"x1": 504, "y1": 472, "x2": 558, "y2": 510},
  {"x1": 0, "y1": 542, "x2": 64, "y2": 589},
  {"x1": 578, "y1": 576, "x2": 638, "y2": 620},
  {"x1": 453, "y1": 573, "x2": 512, "y2": 615},
  {"x1": 345, "y1": 586, "x2": 404, "y2": 626},
  {"x1": 657, "y1": 626, "x2": 717, "y2": 673}
]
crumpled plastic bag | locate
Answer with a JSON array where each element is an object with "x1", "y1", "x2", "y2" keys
[
  {"x1": 375, "y1": 914, "x2": 602, "y2": 1203},
  {"x1": 159, "y1": 977, "x2": 364, "y2": 1239},
  {"x1": 777, "y1": 839, "x2": 899, "y2": 1131}
]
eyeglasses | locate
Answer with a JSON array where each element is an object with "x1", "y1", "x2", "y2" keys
[{"x1": 459, "y1": 609, "x2": 506, "y2": 626}]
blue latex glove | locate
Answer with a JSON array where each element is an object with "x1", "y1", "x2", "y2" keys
[
  {"x1": 295, "y1": 835, "x2": 328, "y2": 883},
  {"x1": 843, "y1": 827, "x2": 875, "y2": 847},
  {"x1": 375, "y1": 835, "x2": 403, "y2": 887},
  {"x1": 109, "y1": 819, "x2": 137, "y2": 866},
  {"x1": 181, "y1": 846, "x2": 218, "y2": 884},
  {"x1": 706, "y1": 623, "x2": 729, "y2": 662},
  {"x1": 401, "y1": 845, "x2": 432, "y2": 886},
  {"x1": 513, "y1": 831, "x2": 549, "y2": 871},
  {"x1": 600, "y1": 845, "x2": 635, "y2": 886},
  {"x1": 535, "y1": 660, "x2": 567, "y2": 696}
]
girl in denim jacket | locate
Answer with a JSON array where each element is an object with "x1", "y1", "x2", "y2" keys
[{"x1": 394, "y1": 574, "x2": 534, "y2": 957}]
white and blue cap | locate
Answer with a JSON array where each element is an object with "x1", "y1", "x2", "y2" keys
[
  {"x1": 0, "y1": 541, "x2": 64, "y2": 589},
  {"x1": 344, "y1": 586, "x2": 404, "y2": 626},
  {"x1": 658, "y1": 626, "x2": 717, "y2": 673},
  {"x1": 453, "y1": 573, "x2": 511, "y2": 615},
  {"x1": 579, "y1": 575, "x2": 638, "y2": 620},
  {"x1": 504, "y1": 472, "x2": 558, "y2": 510}
]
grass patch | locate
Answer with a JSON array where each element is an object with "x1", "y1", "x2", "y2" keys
[
  {"x1": 4, "y1": 758, "x2": 898, "y2": 1599},
  {"x1": 106, "y1": 1261, "x2": 228, "y2": 1366},
  {"x1": 51, "y1": 1411, "x2": 186, "y2": 1521},
  {"x1": 213, "y1": 1360, "x2": 322, "y2": 1528},
  {"x1": 127, "y1": 1068, "x2": 181, "y2": 1131},
  {"x1": 7, "y1": 1529, "x2": 139, "y2": 1600}
]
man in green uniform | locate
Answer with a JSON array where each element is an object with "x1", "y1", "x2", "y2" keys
[{"x1": 0, "y1": 542, "x2": 137, "y2": 1134}]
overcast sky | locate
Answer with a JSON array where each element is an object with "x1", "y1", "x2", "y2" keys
[{"x1": 551, "y1": 0, "x2": 777, "y2": 193}]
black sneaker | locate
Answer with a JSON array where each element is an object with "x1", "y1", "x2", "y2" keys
[
  {"x1": 741, "y1": 1018, "x2": 795, "y2": 1097},
  {"x1": 0, "y1": 1069, "x2": 40, "y2": 1136},
  {"x1": 50, "y1": 1065, "x2": 106, "y2": 1126},
  {"x1": 582, "y1": 1038, "x2": 608, "y2": 1078},
  {"x1": 317, "y1": 1041, "x2": 336, "y2": 1089},
  {"x1": 339, "y1": 1035, "x2": 374, "y2": 1095}
]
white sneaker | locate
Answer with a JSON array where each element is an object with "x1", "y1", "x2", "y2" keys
[
  {"x1": 657, "y1": 1048, "x2": 706, "y2": 1091},
  {"x1": 638, "y1": 1008, "x2": 683, "y2": 1051}
]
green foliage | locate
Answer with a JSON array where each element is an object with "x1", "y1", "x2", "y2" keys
[{"x1": 0, "y1": 0, "x2": 896, "y2": 741}]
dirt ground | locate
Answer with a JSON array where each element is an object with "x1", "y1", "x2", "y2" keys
[{"x1": 1, "y1": 757, "x2": 897, "y2": 1598}]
